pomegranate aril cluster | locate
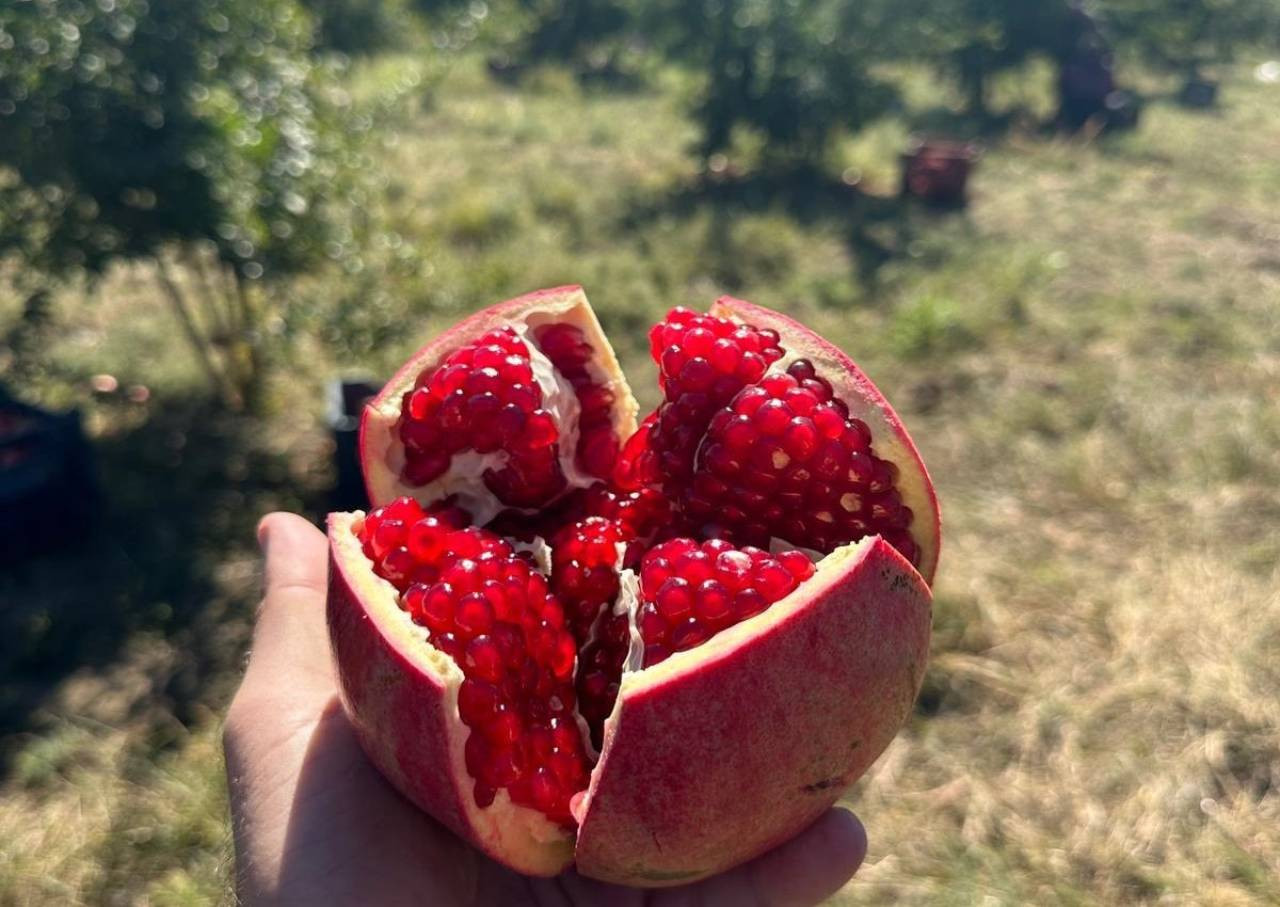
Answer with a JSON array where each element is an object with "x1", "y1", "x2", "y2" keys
[
  {"x1": 368, "y1": 308, "x2": 926, "y2": 824},
  {"x1": 576, "y1": 611, "x2": 630, "y2": 748},
  {"x1": 616, "y1": 309, "x2": 785, "y2": 489},
  {"x1": 356, "y1": 498, "x2": 591, "y2": 827},
  {"x1": 358, "y1": 496, "x2": 469, "y2": 589},
  {"x1": 484, "y1": 481, "x2": 671, "y2": 550},
  {"x1": 636, "y1": 539, "x2": 815, "y2": 667},
  {"x1": 688, "y1": 360, "x2": 918, "y2": 565},
  {"x1": 579, "y1": 482, "x2": 673, "y2": 547},
  {"x1": 550, "y1": 517, "x2": 623, "y2": 644},
  {"x1": 535, "y1": 324, "x2": 618, "y2": 481},
  {"x1": 573, "y1": 537, "x2": 817, "y2": 740},
  {"x1": 396, "y1": 327, "x2": 566, "y2": 508}
]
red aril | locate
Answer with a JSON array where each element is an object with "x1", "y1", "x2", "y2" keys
[{"x1": 328, "y1": 286, "x2": 937, "y2": 883}]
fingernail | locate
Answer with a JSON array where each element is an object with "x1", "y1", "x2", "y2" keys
[{"x1": 256, "y1": 515, "x2": 274, "y2": 551}]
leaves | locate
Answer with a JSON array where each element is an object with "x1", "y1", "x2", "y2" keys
[{"x1": 0, "y1": 0, "x2": 368, "y2": 282}]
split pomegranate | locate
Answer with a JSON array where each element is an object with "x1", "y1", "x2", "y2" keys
[{"x1": 328, "y1": 286, "x2": 938, "y2": 883}]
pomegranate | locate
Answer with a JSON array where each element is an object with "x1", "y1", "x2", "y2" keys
[{"x1": 327, "y1": 286, "x2": 937, "y2": 884}]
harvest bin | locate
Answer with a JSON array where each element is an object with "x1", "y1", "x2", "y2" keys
[
  {"x1": 900, "y1": 138, "x2": 980, "y2": 207},
  {"x1": 328, "y1": 378, "x2": 380, "y2": 512},
  {"x1": 1179, "y1": 77, "x2": 1219, "y2": 109},
  {"x1": 0, "y1": 388, "x2": 97, "y2": 563}
]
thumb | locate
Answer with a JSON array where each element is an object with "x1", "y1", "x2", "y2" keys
[{"x1": 241, "y1": 512, "x2": 335, "y2": 703}]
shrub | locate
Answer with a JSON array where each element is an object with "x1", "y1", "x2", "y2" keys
[
  {"x1": 650, "y1": 0, "x2": 903, "y2": 167},
  {"x1": 0, "y1": 0, "x2": 370, "y2": 407}
]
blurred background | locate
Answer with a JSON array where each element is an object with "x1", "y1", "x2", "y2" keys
[{"x1": 1, "y1": 0, "x2": 1279, "y2": 902}]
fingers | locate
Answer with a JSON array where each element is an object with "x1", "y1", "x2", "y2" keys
[
  {"x1": 241, "y1": 512, "x2": 334, "y2": 702},
  {"x1": 561, "y1": 807, "x2": 867, "y2": 907},
  {"x1": 742, "y1": 808, "x2": 867, "y2": 906},
  {"x1": 259, "y1": 512, "x2": 329, "y2": 601},
  {"x1": 663, "y1": 807, "x2": 867, "y2": 907}
]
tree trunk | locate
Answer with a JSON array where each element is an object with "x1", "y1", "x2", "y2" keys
[
  {"x1": 154, "y1": 257, "x2": 239, "y2": 408},
  {"x1": 232, "y1": 269, "x2": 267, "y2": 415},
  {"x1": 185, "y1": 246, "x2": 235, "y2": 343}
]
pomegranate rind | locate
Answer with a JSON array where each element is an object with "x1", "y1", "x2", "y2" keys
[
  {"x1": 359, "y1": 285, "x2": 638, "y2": 512},
  {"x1": 710, "y1": 296, "x2": 942, "y2": 584},
  {"x1": 574, "y1": 536, "x2": 931, "y2": 886},
  {"x1": 326, "y1": 512, "x2": 576, "y2": 877}
]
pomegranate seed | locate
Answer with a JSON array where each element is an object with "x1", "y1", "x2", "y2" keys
[
  {"x1": 550, "y1": 517, "x2": 623, "y2": 644},
  {"x1": 670, "y1": 620, "x2": 709, "y2": 652},
  {"x1": 355, "y1": 515, "x2": 590, "y2": 827},
  {"x1": 634, "y1": 539, "x2": 819, "y2": 667},
  {"x1": 695, "y1": 580, "x2": 732, "y2": 623},
  {"x1": 756, "y1": 562, "x2": 796, "y2": 599},
  {"x1": 683, "y1": 358, "x2": 918, "y2": 564},
  {"x1": 624, "y1": 310, "x2": 786, "y2": 490},
  {"x1": 465, "y1": 635, "x2": 504, "y2": 682},
  {"x1": 532, "y1": 323, "x2": 619, "y2": 482},
  {"x1": 458, "y1": 678, "x2": 500, "y2": 724},
  {"x1": 456, "y1": 595, "x2": 495, "y2": 635},
  {"x1": 394, "y1": 327, "x2": 570, "y2": 508},
  {"x1": 734, "y1": 589, "x2": 767, "y2": 619},
  {"x1": 422, "y1": 585, "x2": 455, "y2": 631},
  {"x1": 781, "y1": 418, "x2": 819, "y2": 460},
  {"x1": 655, "y1": 577, "x2": 693, "y2": 621},
  {"x1": 778, "y1": 549, "x2": 816, "y2": 580}
]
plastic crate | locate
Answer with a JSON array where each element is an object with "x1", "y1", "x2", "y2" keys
[
  {"x1": 327, "y1": 378, "x2": 380, "y2": 513},
  {"x1": 0, "y1": 389, "x2": 98, "y2": 563}
]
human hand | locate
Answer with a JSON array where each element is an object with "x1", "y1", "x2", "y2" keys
[{"x1": 224, "y1": 512, "x2": 868, "y2": 906}]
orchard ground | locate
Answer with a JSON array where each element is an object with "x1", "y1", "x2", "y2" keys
[{"x1": 1, "y1": 54, "x2": 1278, "y2": 905}]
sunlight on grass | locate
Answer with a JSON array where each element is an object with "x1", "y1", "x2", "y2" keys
[{"x1": 2, "y1": 50, "x2": 1279, "y2": 904}]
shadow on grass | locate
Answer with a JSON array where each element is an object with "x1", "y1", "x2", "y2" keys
[
  {"x1": 621, "y1": 166, "x2": 972, "y2": 289},
  {"x1": 0, "y1": 392, "x2": 327, "y2": 778},
  {"x1": 902, "y1": 103, "x2": 1024, "y2": 142}
]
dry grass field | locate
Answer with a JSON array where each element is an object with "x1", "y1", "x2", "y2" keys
[{"x1": 1, "y1": 52, "x2": 1278, "y2": 905}]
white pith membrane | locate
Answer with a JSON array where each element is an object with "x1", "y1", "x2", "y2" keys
[
  {"x1": 331, "y1": 508, "x2": 873, "y2": 859},
  {"x1": 362, "y1": 296, "x2": 636, "y2": 525}
]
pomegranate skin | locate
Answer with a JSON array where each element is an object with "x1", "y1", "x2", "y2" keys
[
  {"x1": 327, "y1": 513, "x2": 576, "y2": 877},
  {"x1": 573, "y1": 536, "x2": 930, "y2": 885},
  {"x1": 332, "y1": 288, "x2": 939, "y2": 884}
]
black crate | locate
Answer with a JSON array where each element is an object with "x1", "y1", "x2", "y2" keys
[
  {"x1": 328, "y1": 378, "x2": 381, "y2": 513},
  {"x1": 0, "y1": 389, "x2": 98, "y2": 563}
]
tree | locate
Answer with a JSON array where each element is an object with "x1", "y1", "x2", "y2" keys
[
  {"x1": 900, "y1": 0, "x2": 1080, "y2": 118},
  {"x1": 0, "y1": 0, "x2": 368, "y2": 409},
  {"x1": 649, "y1": 0, "x2": 902, "y2": 168},
  {"x1": 517, "y1": 0, "x2": 633, "y2": 67},
  {"x1": 302, "y1": 0, "x2": 411, "y2": 55},
  {"x1": 1102, "y1": 0, "x2": 1280, "y2": 78}
]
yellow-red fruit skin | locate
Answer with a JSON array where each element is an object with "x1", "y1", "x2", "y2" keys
[
  {"x1": 327, "y1": 541, "x2": 468, "y2": 837},
  {"x1": 573, "y1": 537, "x2": 931, "y2": 886}
]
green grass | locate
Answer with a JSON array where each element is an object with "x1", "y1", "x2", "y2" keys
[{"x1": 3, "y1": 51, "x2": 1280, "y2": 904}]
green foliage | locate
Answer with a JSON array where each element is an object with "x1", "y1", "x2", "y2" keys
[
  {"x1": 888, "y1": 293, "x2": 980, "y2": 359},
  {"x1": 517, "y1": 0, "x2": 633, "y2": 67},
  {"x1": 650, "y1": 0, "x2": 903, "y2": 164},
  {"x1": 1101, "y1": 0, "x2": 1280, "y2": 73},
  {"x1": 897, "y1": 0, "x2": 1082, "y2": 114},
  {"x1": 0, "y1": 0, "x2": 365, "y2": 282},
  {"x1": 302, "y1": 0, "x2": 411, "y2": 54}
]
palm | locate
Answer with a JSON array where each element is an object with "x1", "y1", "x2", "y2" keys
[{"x1": 224, "y1": 514, "x2": 866, "y2": 906}]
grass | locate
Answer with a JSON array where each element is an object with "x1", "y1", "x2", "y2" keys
[{"x1": 2, "y1": 50, "x2": 1279, "y2": 904}]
